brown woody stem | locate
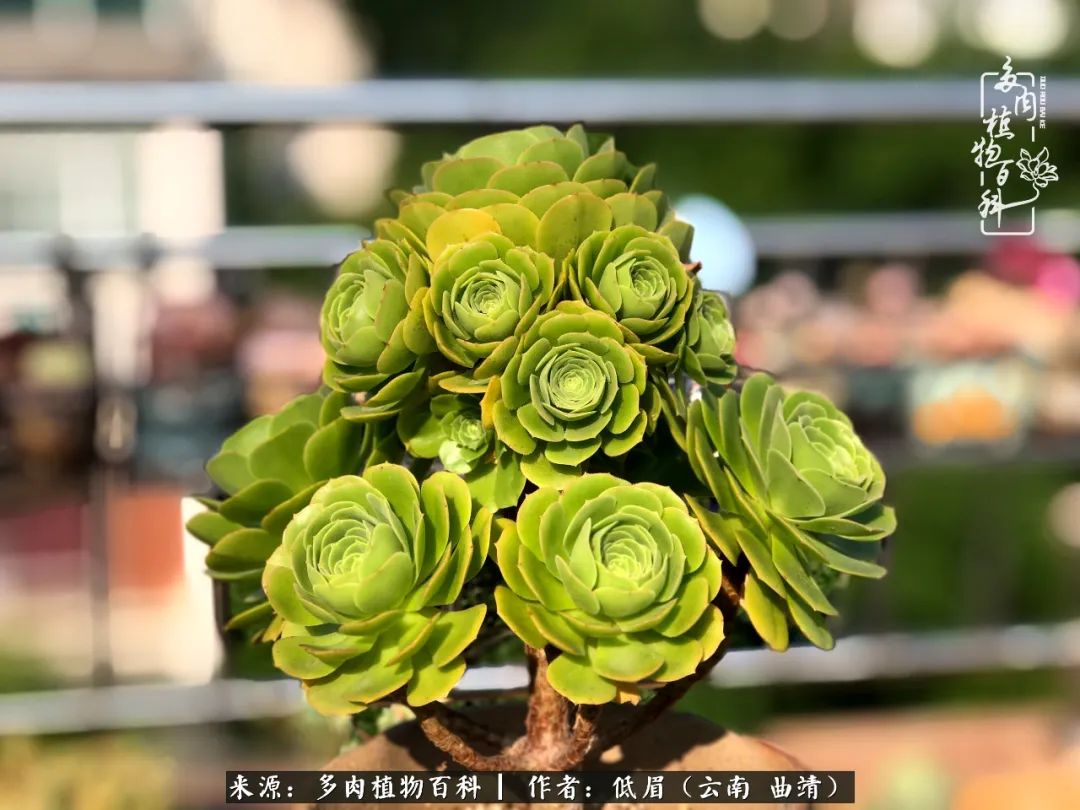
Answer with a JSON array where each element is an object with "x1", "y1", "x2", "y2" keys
[
  {"x1": 519, "y1": 646, "x2": 573, "y2": 768},
  {"x1": 412, "y1": 702, "x2": 514, "y2": 771},
  {"x1": 406, "y1": 559, "x2": 748, "y2": 772},
  {"x1": 556, "y1": 704, "x2": 602, "y2": 769}
]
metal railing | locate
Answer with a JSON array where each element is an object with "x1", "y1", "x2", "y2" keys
[
  {"x1": 4, "y1": 209, "x2": 1080, "y2": 272},
  {"x1": 1, "y1": 621, "x2": 1077, "y2": 735},
  {"x1": 1, "y1": 78, "x2": 1079, "y2": 125}
]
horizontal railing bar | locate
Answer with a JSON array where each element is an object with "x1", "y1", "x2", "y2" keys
[
  {"x1": 0, "y1": 78, "x2": 1078, "y2": 125},
  {"x1": 2, "y1": 209, "x2": 1077, "y2": 271},
  {"x1": 1, "y1": 621, "x2": 1075, "y2": 735}
]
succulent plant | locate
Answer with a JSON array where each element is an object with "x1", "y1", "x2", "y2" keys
[
  {"x1": 482, "y1": 301, "x2": 655, "y2": 487},
  {"x1": 397, "y1": 392, "x2": 525, "y2": 510},
  {"x1": 420, "y1": 232, "x2": 557, "y2": 390},
  {"x1": 681, "y1": 284, "x2": 737, "y2": 391},
  {"x1": 320, "y1": 240, "x2": 433, "y2": 420},
  {"x1": 263, "y1": 466, "x2": 491, "y2": 715},
  {"x1": 567, "y1": 224, "x2": 694, "y2": 365},
  {"x1": 493, "y1": 474, "x2": 724, "y2": 703},
  {"x1": 375, "y1": 125, "x2": 695, "y2": 266},
  {"x1": 194, "y1": 126, "x2": 894, "y2": 736},
  {"x1": 686, "y1": 373, "x2": 894, "y2": 650},
  {"x1": 186, "y1": 390, "x2": 380, "y2": 637}
]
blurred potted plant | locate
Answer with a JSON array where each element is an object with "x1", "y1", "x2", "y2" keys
[
  {"x1": 190, "y1": 126, "x2": 896, "y2": 786},
  {"x1": 0, "y1": 738, "x2": 173, "y2": 810}
]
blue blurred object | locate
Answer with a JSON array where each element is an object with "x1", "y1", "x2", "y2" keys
[{"x1": 674, "y1": 194, "x2": 756, "y2": 295}]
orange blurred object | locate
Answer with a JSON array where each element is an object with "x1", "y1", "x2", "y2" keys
[
  {"x1": 953, "y1": 755, "x2": 1080, "y2": 810},
  {"x1": 911, "y1": 385, "x2": 1018, "y2": 445},
  {"x1": 107, "y1": 485, "x2": 185, "y2": 593}
]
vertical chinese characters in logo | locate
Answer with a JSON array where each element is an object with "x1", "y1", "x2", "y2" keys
[{"x1": 975, "y1": 57, "x2": 1058, "y2": 235}]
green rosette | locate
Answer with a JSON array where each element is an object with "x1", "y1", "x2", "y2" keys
[
  {"x1": 419, "y1": 233, "x2": 556, "y2": 391},
  {"x1": 186, "y1": 390, "x2": 387, "y2": 639},
  {"x1": 263, "y1": 466, "x2": 492, "y2": 716},
  {"x1": 681, "y1": 284, "x2": 737, "y2": 391},
  {"x1": 320, "y1": 240, "x2": 434, "y2": 421},
  {"x1": 374, "y1": 125, "x2": 694, "y2": 264},
  {"x1": 397, "y1": 393, "x2": 525, "y2": 511},
  {"x1": 482, "y1": 301, "x2": 656, "y2": 488},
  {"x1": 686, "y1": 373, "x2": 895, "y2": 651},
  {"x1": 493, "y1": 474, "x2": 724, "y2": 704},
  {"x1": 567, "y1": 224, "x2": 694, "y2": 366}
]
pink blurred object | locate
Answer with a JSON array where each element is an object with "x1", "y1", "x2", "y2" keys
[
  {"x1": 988, "y1": 236, "x2": 1051, "y2": 285},
  {"x1": 864, "y1": 263, "x2": 920, "y2": 318},
  {"x1": 988, "y1": 236, "x2": 1080, "y2": 307},
  {"x1": 1034, "y1": 255, "x2": 1080, "y2": 306}
]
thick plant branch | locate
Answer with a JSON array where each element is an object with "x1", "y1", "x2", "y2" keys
[
  {"x1": 382, "y1": 688, "x2": 508, "y2": 754},
  {"x1": 716, "y1": 556, "x2": 749, "y2": 620},
  {"x1": 555, "y1": 704, "x2": 602, "y2": 769},
  {"x1": 412, "y1": 702, "x2": 515, "y2": 771},
  {"x1": 414, "y1": 648, "x2": 588, "y2": 771},
  {"x1": 433, "y1": 701, "x2": 513, "y2": 751},
  {"x1": 520, "y1": 646, "x2": 573, "y2": 768}
]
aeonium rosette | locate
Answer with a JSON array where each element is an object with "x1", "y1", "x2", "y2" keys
[
  {"x1": 397, "y1": 393, "x2": 525, "y2": 510},
  {"x1": 418, "y1": 124, "x2": 632, "y2": 197},
  {"x1": 567, "y1": 224, "x2": 694, "y2": 365},
  {"x1": 263, "y1": 465, "x2": 491, "y2": 715},
  {"x1": 482, "y1": 301, "x2": 656, "y2": 488},
  {"x1": 681, "y1": 284, "x2": 737, "y2": 391},
  {"x1": 320, "y1": 240, "x2": 433, "y2": 420},
  {"x1": 686, "y1": 373, "x2": 895, "y2": 651},
  {"x1": 493, "y1": 474, "x2": 724, "y2": 704},
  {"x1": 420, "y1": 232, "x2": 556, "y2": 390},
  {"x1": 376, "y1": 125, "x2": 696, "y2": 264},
  {"x1": 187, "y1": 390, "x2": 388, "y2": 639}
]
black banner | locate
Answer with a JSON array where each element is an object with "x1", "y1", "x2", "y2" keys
[{"x1": 226, "y1": 770, "x2": 855, "y2": 803}]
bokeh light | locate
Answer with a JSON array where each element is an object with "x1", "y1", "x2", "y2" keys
[
  {"x1": 973, "y1": 0, "x2": 1069, "y2": 58},
  {"x1": 768, "y1": 0, "x2": 829, "y2": 42},
  {"x1": 697, "y1": 0, "x2": 771, "y2": 41},
  {"x1": 674, "y1": 194, "x2": 756, "y2": 296},
  {"x1": 853, "y1": 0, "x2": 939, "y2": 67}
]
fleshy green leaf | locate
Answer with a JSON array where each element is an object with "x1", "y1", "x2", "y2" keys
[
  {"x1": 218, "y1": 480, "x2": 294, "y2": 526},
  {"x1": 186, "y1": 510, "x2": 242, "y2": 546},
  {"x1": 771, "y1": 525, "x2": 838, "y2": 617},
  {"x1": 741, "y1": 570, "x2": 790, "y2": 651},
  {"x1": 405, "y1": 657, "x2": 466, "y2": 706},
  {"x1": 494, "y1": 586, "x2": 549, "y2": 649},
  {"x1": 547, "y1": 653, "x2": 618, "y2": 704},
  {"x1": 425, "y1": 209, "x2": 501, "y2": 260},
  {"x1": 587, "y1": 636, "x2": 664, "y2": 682},
  {"x1": 536, "y1": 193, "x2": 613, "y2": 261},
  {"x1": 787, "y1": 590, "x2": 835, "y2": 650}
]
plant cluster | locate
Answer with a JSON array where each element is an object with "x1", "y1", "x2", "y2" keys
[{"x1": 191, "y1": 125, "x2": 895, "y2": 767}]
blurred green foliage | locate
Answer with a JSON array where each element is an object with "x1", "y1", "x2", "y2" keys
[
  {"x1": 352, "y1": 1, "x2": 1080, "y2": 77},
  {"x1": 682, "y1": 668, "x2": 1070, "y2": 732},
  {"x1": 843, "y1": 461, "x2": 1080, "y2": 632},
  {"x1": 0, "y1": 653, "x2": 64, "y2": 694}
]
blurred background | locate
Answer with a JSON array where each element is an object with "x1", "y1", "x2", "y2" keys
[{"x1": 1, "y1": 1, "x2": 1079, "y2": 807}]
